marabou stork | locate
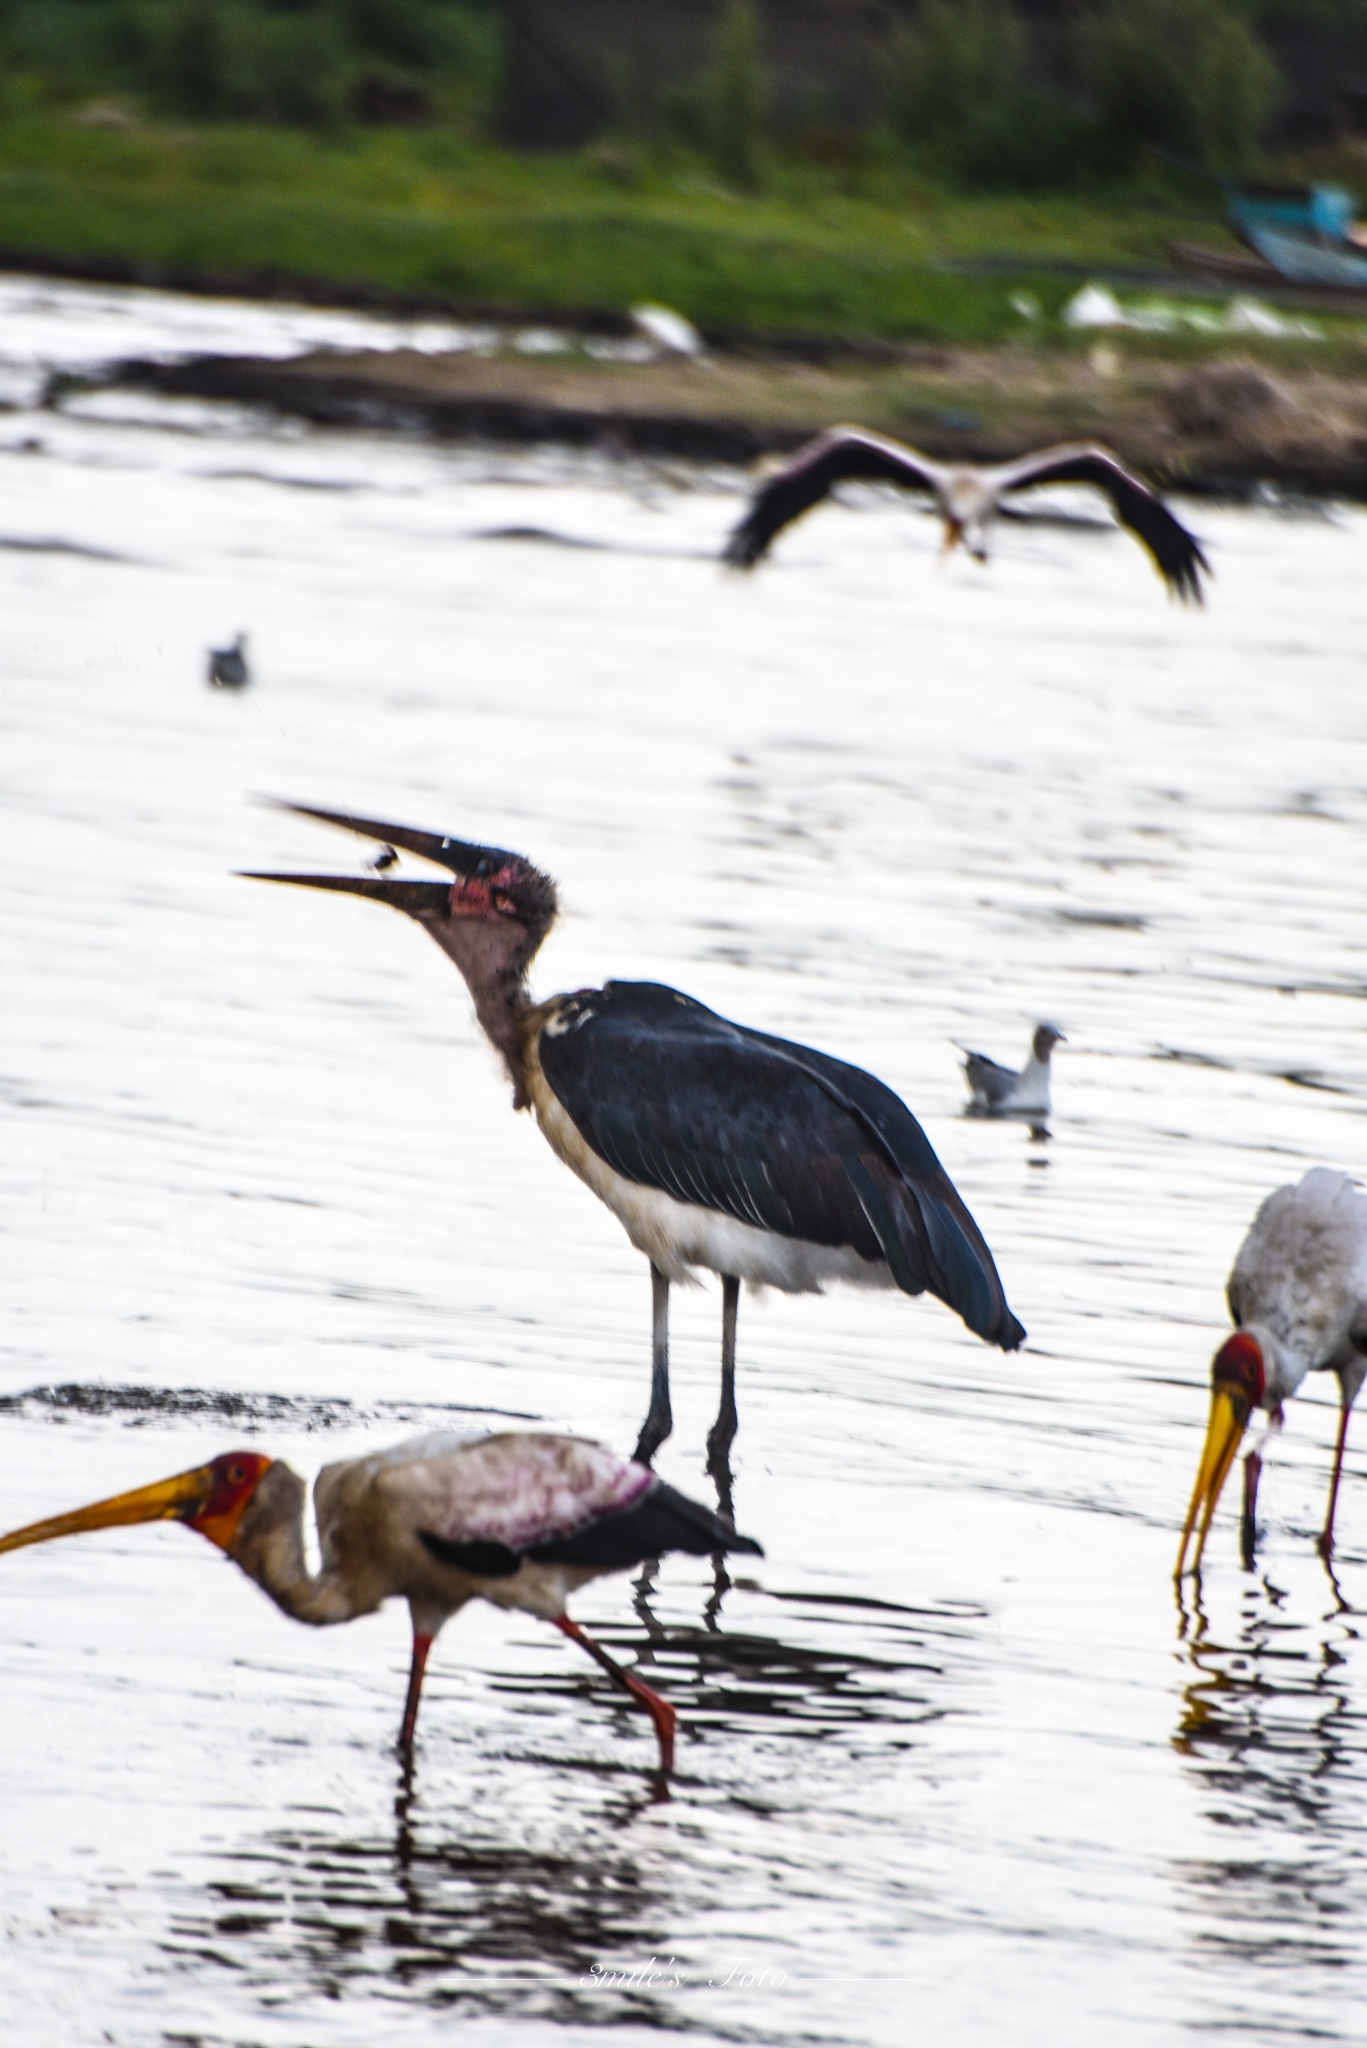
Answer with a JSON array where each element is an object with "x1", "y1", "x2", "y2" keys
[
  {"x1": 246, "y1": 803, "x2": 1026, "y2": 1473},
  {"x1": 1177, "y1": 1168, "x2": 1367, "y2": 1575},
  {"x1": 0, "y1": 1430, "x2": 760, "y2": 1774},
  {"x1": 207, "y1": 633, "x2": 250, "y2": 689},
  {"x1": 724, "y1": 428, "x2": 1210, "y2": 602},
  {"x1": 960, "y1": 1023, "x2": 1065, "y2": 1119}
]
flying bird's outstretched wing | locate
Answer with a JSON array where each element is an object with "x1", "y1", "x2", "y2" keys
[
  {"x1": 993, "y1": 443, "x2": 1209, "y2": 602},
  {"x1": 724, "y1": 428, "x2": 944, "y2": 567}
]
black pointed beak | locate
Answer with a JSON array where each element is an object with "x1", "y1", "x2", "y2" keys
[
  {"x1": 255, "y1": 800, "x2": 515, "y2": 880},
  {"x1": 240, "y1": 871, "x2": 455, "y2": 919}
]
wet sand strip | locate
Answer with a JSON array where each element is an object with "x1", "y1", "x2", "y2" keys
[{"x1": 85, "y1": 343, "x2": 1367, "y2": 498}]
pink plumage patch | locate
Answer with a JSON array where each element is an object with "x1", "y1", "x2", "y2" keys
[{"x1": 423, "y1": 1434, "x2": 652, "y2": 1552}]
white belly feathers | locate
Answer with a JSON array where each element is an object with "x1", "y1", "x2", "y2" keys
[{"x1": 524, "y1": 1033, "x2": 893, "y2": 1294}]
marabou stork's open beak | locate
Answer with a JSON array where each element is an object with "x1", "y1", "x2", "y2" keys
[
  {"x1": 1175, "y1": 1333, "x2": 1266, "y2": 1577},
  {"x1": 240, "y1": 800, "x2": 517, "y2": 915},
  {"x1": 0, "y1": 1453, "x2": 271, "y2": 1559}
]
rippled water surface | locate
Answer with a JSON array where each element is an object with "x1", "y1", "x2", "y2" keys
[{"x1": 5, "y1": 275, "x2": 1367, "y2": 2048}]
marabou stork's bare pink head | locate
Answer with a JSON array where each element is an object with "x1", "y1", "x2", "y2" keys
[
  {"x1": 243, "y1": 804, "x2": 555, "y2": 973},
  {"x1": 244, "y1": 803, "x2": 560, "y2": 1100}
]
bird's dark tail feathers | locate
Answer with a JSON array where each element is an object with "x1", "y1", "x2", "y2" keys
[
  {"x1": 420, "y1": 1481, "x2": 762, "y2": 1582},
  {"x1": 532, "y1": 1481, "x2": 763, "y2": 1568},
  {"x1": 848, "y1": 1157, "x2": 1025, "y2": 1352}
]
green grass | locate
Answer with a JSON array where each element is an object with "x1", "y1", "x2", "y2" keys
[{"x1": 0, "y1": 113, "x2": 1244, "y2": 341}]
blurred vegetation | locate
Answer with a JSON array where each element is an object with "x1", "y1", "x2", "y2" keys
[
  {"x1": 0, "y1": 0, "x2": 1348, "y2": 342},
  {"x1": 1077, "y1": 0, "x2": 1276, "y2": 174},
  {"x1": 705, "y1": 0, "x2": 766, "y2": 191},
  {"x1": 888, "y1": 0, "x2": 1104, "y2": 189},
  {"x1": 0, "y1": 0, "x2": 1282, "y2": 178},
  {"x1": 0, "y1": 109, "x2": 1246, "y2": 341},
  {"x1": 0, "y1": 0, "x2": 501, "y2": 129},
  {"x1": 887, "y1": 0, "x2": 1274, "y2": 185}
]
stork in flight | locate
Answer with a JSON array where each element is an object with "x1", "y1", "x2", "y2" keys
[
  {"x1": 724, "y1": 428, "x2": 1210, "y2": 601},
  {"x1": 1177, "y1": 1168, "x2": 1367, "y2": 1575},
  {"x1": 960, "y1": 1023, "x2": 1065, "y2": 1120},
  {"x1": 247, "y1": 804, "x2": 1026, "y2": 1474},
  {"x1": 0, "y1": 1430, "x2": 761, "y2": 1776}
]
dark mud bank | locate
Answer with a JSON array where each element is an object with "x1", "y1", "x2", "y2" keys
[{"x1": 87, "y1": 344, "x2": 1367, "y2": 497}]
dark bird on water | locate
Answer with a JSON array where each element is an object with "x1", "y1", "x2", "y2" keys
[
  {"x1": 246, "y1": 803, "x2": 1026, "y2": 1474},
  {"x1": 0, "y1": 1429, "x2": 760, "y2": 1775},
  {"x1": 960, "y1": 1023, "x2": 1065, "y2": 1120},
  {"x1": 724, "y1": 428, "x2": 1210, "y2": 602},
  {"x1": 207, "y1": 633, "x2": 250, "y2": 689}
]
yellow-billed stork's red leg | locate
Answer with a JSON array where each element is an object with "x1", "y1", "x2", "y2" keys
[
  {"x1": 555, "y1": 1614, "x2": 676, "y2": 1774},
  {"x1": 399, "y1": 1629, "x2": 434, "y2": 1751}
]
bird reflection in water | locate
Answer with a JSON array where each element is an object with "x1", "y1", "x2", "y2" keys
[
  {"x1": 164, "y1": 1591, "x2": 962, "y2": 2022},
  {"x1": 1171, "y1": 1572, "x2": 1367, "y2": 1997},
  {"x1": 176, "y1": 1793, "x2": 677, "y2": 2023},
  {"x1": 497, "y1": 1588, "x2": 966, "y2": 1762}
]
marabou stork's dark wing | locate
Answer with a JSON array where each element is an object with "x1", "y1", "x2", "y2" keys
[
  {"x1": 539, "y1": 982, "x2": 1025, "y2": 1351},
  {"x1": 724, "y1": 428, "x2": 943, "y2": 567},
  {"x1": 420, "y1": 1477, "x2": 762, "y2": 1578},
  {"x1": 993, "y1": 443, "x2": 1209, "y2": 602}
]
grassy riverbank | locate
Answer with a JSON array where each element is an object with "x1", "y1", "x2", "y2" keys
[{"x1": 0, "y1": 113, "x2": 1246, "y2": 341}]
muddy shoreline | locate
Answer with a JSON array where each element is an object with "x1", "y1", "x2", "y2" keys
[{"x1": 87, "y1": 341, "x2": 1367, "y2": 497}]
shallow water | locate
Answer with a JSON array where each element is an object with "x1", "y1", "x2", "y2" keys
[{"x1": 4, "y1": 275, "x2": 1367, "y2": 2048}]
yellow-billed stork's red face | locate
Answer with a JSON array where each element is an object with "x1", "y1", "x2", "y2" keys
[
  {"x1": 189, "y1": 1452, "x2": 275, "y2": 1551},
  {"x1": 1176, "y1": 1332, "x2": 1266, "y2": 1576},
  {"x1": 0, "y1": 1451, "x2": 274, "y2": 1561}
]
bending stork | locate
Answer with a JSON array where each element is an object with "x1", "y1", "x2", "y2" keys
[
  {"x1": 0, "y1": 1430, "x2": 760, "y2": 1776},
  {"x1": 724, "y1": 428, "x2": 1209, "y2": 601},
  {"x1": 1177, "y1": 1168, "x2": 1367, "y2": 1576},
  {"x1": 247, "y1": 803, "x2": 1025, "y2": 1473}
]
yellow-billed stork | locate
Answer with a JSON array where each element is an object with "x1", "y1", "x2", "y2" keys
[
  {"x1": 1177, "y1": 1168, "x2": 1367, "y2": 1575},
  {"x1": 0, "y1": 1429, "x2": 761, "y2": 1775}
]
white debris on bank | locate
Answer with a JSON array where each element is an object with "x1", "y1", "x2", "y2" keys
[
  {"x1": 631, "y1": 303, "x2": 707, "y2": 357},
  {"x1": 1062, "y1": 282, "x2": 1323, "y2": 340}
]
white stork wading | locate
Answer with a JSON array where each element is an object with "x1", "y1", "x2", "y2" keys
[
  {"x1": 0, "y1": 1431, "x2": 761, "y2": 1776},
  {"x1": 724, "y1": 428, "x2": 1210, "y2": 601},
  {"x1": 246, "y1": 803, "x2": 1026, "y2": 1477},
  {"x1": 1177, "y1": 1168, "x2": 1367, "y2": 1575}
]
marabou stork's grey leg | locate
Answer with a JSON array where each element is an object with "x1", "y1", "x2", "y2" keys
[
  {"x1": 633, "y1": 1264, "x2": 673, "y2": 1466},
  {"x1": 706, "y1": 1276, "x2": 741, "y2": 1487}
]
